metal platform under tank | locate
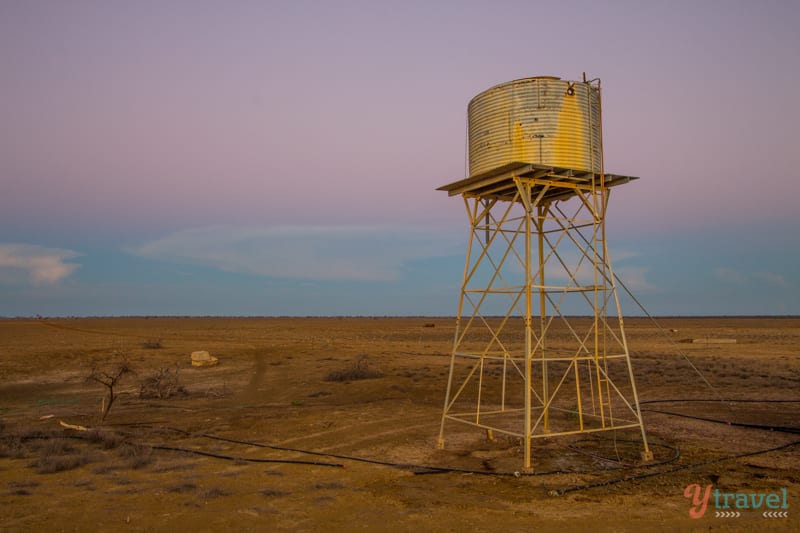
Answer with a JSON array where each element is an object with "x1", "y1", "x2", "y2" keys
[{"x1": 438, "y1": 161, "x2": 638, "y2": 202}]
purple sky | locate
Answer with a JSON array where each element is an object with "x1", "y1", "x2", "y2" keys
[{"x1": 1, "y1": 0, "x2": 798, "y2": 316}]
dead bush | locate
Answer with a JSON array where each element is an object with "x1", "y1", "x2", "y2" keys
[
  {"x1": 37, "y1": 437, "x2": 73, "y2": 456},
  {"x1": 166, "y1": 482, "x2": 198, "y2": 493},
  {"x1": 34, "y1": 452, "x2": 93, "y2": 474},
  {"x1": 30, "y1": 439, "x2": 95, "y2": 474},
  {"x1": 119, "y1": 443, "x2": 154, "y2": 469},
  {"x1": 0, "y1": 437, "x2": 27, "y2": 459},
  {"x1": 139, "y1": 365, "x2": 185, "y2": 399},
  {"x1": 200, "y1": 486, "x2": 231, "y2": 499},
  {"x1": 85, "y1": 429, "x2": 124, "y2": 450},
  {"x1": 261, "y1": 488, "x2": 290, "y2": 497},
  {"x1": 7, "y1": 480, "x2": 39, "y2": 496},
  {"x1": 314, "y1": 482, "x2": 345, "y2": 490},
  {"x1": 141, "y1": 338, "x2": 163, "y2": 349},
  {"x1": 325, "y1": 355, "x2": 384, "y2": 382}
]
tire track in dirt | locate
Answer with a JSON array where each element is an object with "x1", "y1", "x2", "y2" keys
[
  {"x1": 311, "y1": 421, "x2": 441, "y2": 454},
  {"x1": 274, "y1": 411, "x2": 439, "y2": 454},
  {"x1": 241, "y1": 349, "x2": 268, "y2": 399}
]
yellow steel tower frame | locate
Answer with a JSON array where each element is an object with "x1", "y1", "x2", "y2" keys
[{"x1": 436, "y1": 102, "x2": 652, "y2": 472}]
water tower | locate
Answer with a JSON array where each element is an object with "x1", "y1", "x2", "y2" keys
[{"x1": 436, "y1": 75, "x2": 652, "y2": 471}]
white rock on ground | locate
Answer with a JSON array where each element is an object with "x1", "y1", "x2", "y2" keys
[{"x1": 191, "y1": 350, "x2": 219, "y2": 367}]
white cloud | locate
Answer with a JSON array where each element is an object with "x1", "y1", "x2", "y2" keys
[
  {"x1": 613, "y1": 266, "x2": 657, "y2": 292},
  {"x1": 127, "y1": 225, "x2": 462, "y2": 282},
  {"x1": 0, "y1": 244, "x2": 81, "y2": 286}
]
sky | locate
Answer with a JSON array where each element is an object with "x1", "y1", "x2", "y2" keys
[{"x1": 1, "y1": 0, "x2": 799, "y2": 317}]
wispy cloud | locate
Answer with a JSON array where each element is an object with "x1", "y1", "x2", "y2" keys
[
  {"x1": 753, "y1": 271, "x2": 790, "y2": 287},
  {"x1": 715, "y1": 267, "x2": 791, "y2": 288},
  {"x1": 0, "y1": 244, "x2": 81, "y2": 285},
  {"x1": 484, "y1": 247, "x2": 656, "y2": 294},
  {"x1": 541, "y1": 249, "x2": 654, "y2": 290},
  {"x1": 714, "y1": 267, "x2": 745, "y2": 284},
  {"x1": 127, "y1": 225, "x2": 462, "y2": 282},
  {"x1": 614, "y1": 266, "x2": 657, "y2": 292}
]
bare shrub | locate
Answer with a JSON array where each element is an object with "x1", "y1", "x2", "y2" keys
[
  {"x1": 7, "y1": 479, "x2": 40, "y2": 495},
  {"x1": 141, "y1": 338, "x2": 163, "y2": 349},
  {"x1": 166, "y1": 482, "x2": 198, "y2": 493},
  {"x1": 37, "y1": 437, "x2": 73, "y2": 456},
  {"x1": 85, "y1": 429, "x2": 124, "y2": 450},
  {"x1": 119, "y1": 443, "x2": 153, "y2": 469},
  {"x1": 139, "y1": 365, "x2": 185, "y2": 399},
  {"x1": 313, "y1": 482, "x2": 345, "y2": 490},
  {"x1": 200, "y1": 486, "x2": 231, "y2": 499},
  {"x1": 260, "y1": 488, "x2": 289, "y2": 497},
  {"x1": 325, "y1": 355, "x2": 384, "y2": 382},
  {"x1": 0, "y1": 437, "x2": 27, "y2": 459},
  {"x1": 87, "y1": 355, "x2": 135, "y2": 420},
  {"x1": 91, "y1": 463, "x2": 117, "y2": 475},
  {"x1": 7, "y1": 480, "x2": 39, "y2": 491},
  {"x1": 32, "y1": 444, "x2": 94, "y2": 474}
]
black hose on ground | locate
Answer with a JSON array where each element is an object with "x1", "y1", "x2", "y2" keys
[
  {"x1": 150, "y1": 444, "x2": 345, "y2": 467},
  {"x1": 134, "y1": 424, "x2": 681, "y2": 477},
  {"x1": 16, "y1": 397, "x2": 793, "y2": 482},
  {"x1": 550, "y1": 439, "x2": 800, "y2": 496},
  {"x1": 551, "y1": 398, "x2": 800, "y2": 495}
]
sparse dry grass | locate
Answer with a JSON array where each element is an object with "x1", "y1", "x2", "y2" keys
[
  {"x1": 29, "y1": 438, "x2": 96, "y2": 474},
  {"x1": 199, "y1": 486, "x2": 231, "y2": 499},
  {"x1": 166, "y1": 482, "x2": 198, "y2": 493},
  {"x1": 139, "y1": 365, "x2": 185, "y2": 399},
  {"x1": 0, "y1": 316, "x2": 796, "y2": 531},
  {"x1": 6, "y1": 480, "x2": 39, "y2": 497},
  {"x1": 141, "y1": 338, "x2": 163, "y2": 349},
  {"x1": 92, "y1": 429, "x2": 125, "y2": 449},
  {"x1": 260, "y1": 488, "x2": 290, "y2": 497},
  {"x1": 313, "y1": 482, "x2": 345, "y2": 490},
  {"x1": 0, "y1": 436, "x2": 27, "y2": 459},
  {"x1": 119, "y1": 443, "x2": 154, "y2": 469},
  {"x1": 325, "y1": 354, "x2": 384, "y2": 382}
]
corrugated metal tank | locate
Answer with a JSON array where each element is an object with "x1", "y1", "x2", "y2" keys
[{"x1": 468, "y1": 76, "x2": 602, "y2": 176}]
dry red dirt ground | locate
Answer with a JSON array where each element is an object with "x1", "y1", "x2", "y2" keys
[{"x1": 1, "y1": 317, "x2": 798, "y2": 532}]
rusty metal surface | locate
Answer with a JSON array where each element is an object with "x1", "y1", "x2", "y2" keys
[{"x1": 468, "y1": 77, "x2": 602, "y2": 176}]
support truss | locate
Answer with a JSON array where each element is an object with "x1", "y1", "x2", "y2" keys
[{"x1": 437, "y1": 167, "x2": 651, "y2": 471}]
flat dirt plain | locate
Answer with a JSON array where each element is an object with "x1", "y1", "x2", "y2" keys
[{"x1": 1, "y1": 316, "x2": 798, "y2": 532}]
